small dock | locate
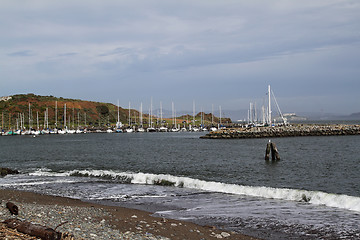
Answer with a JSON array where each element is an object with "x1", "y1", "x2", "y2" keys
[{"x1": 200, "y1": 124, "x2": 360, "y2": 139}]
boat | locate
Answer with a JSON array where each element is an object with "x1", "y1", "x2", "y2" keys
[
  {"x1": 180, "y1": 127, "x2": 187, "y2": 132},
  {"x1": 125, "y1": 128, "x2": 134, "y2": 133},
  {"x1": 137, "y1": 127, "x2": 145, "y2": 132},
  {"x1": 67, "y1": 129, "x2": 76, "y2": 134},
  {"x1": 159, "y1": 126, "x2": 168, "y2": 132},
  {"x1": 76, "y1": 129, "x2": 83, "y2": 134},
  {"x1": 137, "y1": 102, "x2": 144, "y2": 133},
  {"x1": 147, "y1": 97, "x2": 156, "y2": 132},
  {"x1": 58, "y1": 129, "x2": 67, "y2": 134},
  {"x1": 210, "y1": 127, "x2": 217, "y2": 132},
  {"x1": 147, "y1": 127, "x2": 156, "y2": 132},
  {"x1": 41, "y1": 129, "x2": 50, "y2": 134},
  {"x1": 192, "y1": 127, "x2": 199, "y2": 132}
]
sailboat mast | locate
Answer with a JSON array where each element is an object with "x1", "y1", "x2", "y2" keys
[
  {"x1": 36, "y1": 111, "x2": 39, "y2": 130},
  {"x1": 117, "y1": 100, "x2": 120, "y2": 124},
  {"x1": 128, "y1": 102, "x2": 131, "y2": 126},
  {"x1": 150, "y1": 97, "x2": 153, "y2": 128},
  {"x1": 19, "y1": 113, "x2": 22, "y2": 129},
  {"x1": 249, "y1": 103, "x2": 253, "y2": 123},
  {"x1": 193, "y1": 100, "x2": 195, "y2": 126},
  {"x1": 55, "y1": 101, "x2": 57, "y2": 128},
  {"x1": 172, "y1": 101, "x2": 174, "y2": 126},
  {"x1": 268, "y1": 85, "x2": 271, "y2": 125},
  {"x1": 219, "y1": 105, "x2": 222, "y2": 126},
  {"x1": 212, "y1": 104, "x2": 214, "y2": 125},
  {"x1": 64, "y1": 104, "x2": 67, "y2": 129},
  {"x1": 28, "y1": 103, "x2": 31, "y2": 129},
  {"x1": 140, "y1": 102, "x2": 143, "y2": 127},
  {"x1": 160, "y1": 101, "x2": 163, "y2": 125}
]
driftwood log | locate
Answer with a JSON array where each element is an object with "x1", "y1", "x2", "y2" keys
[
  {"x1": 4, "y1": 219, "x2": 62, "y2": 240},
  {"x1": 6, "y1": 202, "x2": 19, "y2": 215}
]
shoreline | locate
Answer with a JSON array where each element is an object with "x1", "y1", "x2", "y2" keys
[
  {"x1": 200, "y1": 124, "x2": 360, "y2": 139},
  {"x1": 0, "y1": 189, "x2": 260, "y2": 240}
]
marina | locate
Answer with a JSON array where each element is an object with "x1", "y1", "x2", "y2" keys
[{"x1": 0, "y1": 94, "x2": 229, "y2": 136}]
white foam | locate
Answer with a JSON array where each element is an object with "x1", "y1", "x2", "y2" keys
[
  {"x1": 1, "y1": 179, "x2": 78, "y2": 186},
  {"x1": 26, "y1": 169, "x2": 360, "y2": 212},
  {"x1": 127, "y1": 171, "x2": 360, "y2": 212}
]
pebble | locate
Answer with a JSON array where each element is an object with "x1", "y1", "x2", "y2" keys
[
  {"x1": 0, "y1": 201, "x2": 169, "y2": 240},
  {"x1": 221, "y1": 231, "x2": 231, "y2": 237}
]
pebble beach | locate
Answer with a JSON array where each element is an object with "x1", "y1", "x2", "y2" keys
[{"x1": 0, "y1": 189, "x2": 260, "y2": 240}]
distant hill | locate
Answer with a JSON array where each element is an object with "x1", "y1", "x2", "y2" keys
[
  {"x1": 348, "y1": 112, "x2": 360, "y2": 120},
  {"x1": 0, "y1": 94, "x2": 128, "y2": 129},
  {"x1": 0, "y1": 94, "x2": 228, "y2": 129}
]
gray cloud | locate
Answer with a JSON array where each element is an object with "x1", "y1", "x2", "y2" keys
[
  {"x1": 1, "y1": 0, "x2": 359, "y2": 115},
  {"x1": 8, "y1": 50, "x2": 35, "y2": 57}
]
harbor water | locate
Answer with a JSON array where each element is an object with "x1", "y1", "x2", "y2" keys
[{"x1": 1, "y1": 132, "x2": 359, "y2": 239}]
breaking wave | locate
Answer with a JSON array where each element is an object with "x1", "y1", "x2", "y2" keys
[{"x1": 29, "y1": 169, "x2": 360, "y2": 212}]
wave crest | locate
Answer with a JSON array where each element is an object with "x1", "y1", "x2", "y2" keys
[{"x1": 28, "y1": 169, "x2": 360, "y2": 212}]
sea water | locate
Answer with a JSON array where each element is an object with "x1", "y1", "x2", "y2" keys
[{"x1": 0, "y1": 132, "x2": 359, "y2": 239}]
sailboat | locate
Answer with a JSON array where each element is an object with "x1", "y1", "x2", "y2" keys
[
  {"x1": 115, "y1": 100, "x2": 123, "y2": 133},
  {"x1": 267, "y1": 85, "x2": 287, "y2": 126},
  {"x1": 125, "y1": 102, "x2": 134, "y2": 133},
  {"x1": 209, "y1": 104, "x2": 217, "y2": 131},
  {"x1": 58, "y1": 104, "x2": 67, "y2": 134},
  {"x1": 170, "y1": 102, "x2": 179, "y2": 132},
  {"x1": 147, "y1": 97, "x2": 156, "y2": 132},
  {"x1": 125, "y1": 127, "x2": 134, "y2": 133},
  {"x1": 137, "y1": 102, "x2": 145, "y2": 132},
  {"x1": 158, "y1": 101, "x2": 168, "y2": 132}
]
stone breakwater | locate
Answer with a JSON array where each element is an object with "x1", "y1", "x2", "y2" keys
[{"x1": 200, "y1": 124, "x2": 360, "y2": 139}]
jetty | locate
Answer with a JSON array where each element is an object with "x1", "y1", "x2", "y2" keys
[{"x1": 200, "y1": 124, "x2": 360, "y2": 139}]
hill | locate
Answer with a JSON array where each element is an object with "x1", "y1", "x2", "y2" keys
[
  {"x1": 0, "y1": 94, "x2": 132, "y2": 129},
  {"x1": 348, "y1": 112, "x2": 360, "y2": 120},
  {"x1": 0, "y1": 94, "x2": 229, "y2": 130}
]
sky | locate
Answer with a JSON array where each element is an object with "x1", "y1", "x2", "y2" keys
[{"x1": 1, "y1": 0, "x2": 359, "y2": 118}]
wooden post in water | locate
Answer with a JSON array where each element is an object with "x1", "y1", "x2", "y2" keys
[
  {"x1": 265, "y1": 140, "x2": 271, "y2": 161},
  {"x1": 265, "y1": 140, "x2": 280, "y2": 161},
  {"x1": 271, "y1": 142, "x2": 280, "y2": 160}
]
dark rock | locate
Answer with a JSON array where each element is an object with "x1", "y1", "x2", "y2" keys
[
  {"x1": 0, "y1": 167, "x2": 20, "y2": 177},
  {"x1": 6, "y1": 202, "x2": 19, "y2": 215}
]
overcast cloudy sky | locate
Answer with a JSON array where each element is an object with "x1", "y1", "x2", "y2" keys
[{"x1": 1, "y1": 0, "x2": 359, "y2": 116}]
